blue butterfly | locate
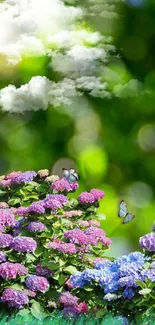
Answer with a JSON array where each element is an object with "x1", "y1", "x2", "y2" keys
[
  {"x1": 118, "y1": 200, "x2": 135, "y2": 224},
  {"x1": 62, "y1": 168, "x2": 79, "y2": 183}
]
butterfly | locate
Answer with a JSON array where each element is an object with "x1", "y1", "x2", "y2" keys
[
  {"x1": 118, "y1": 200, "x2": 135, "y2": 224},
  {"x1": 62, "y1": 168, "x2": 79, "y2": 183}
]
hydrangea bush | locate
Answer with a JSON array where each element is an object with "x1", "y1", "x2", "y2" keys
[
  {"x1": 0, "y1": 169, "x2": 111, "y2": 318},
  {"x1": 0, "y1": 168, "x2": 154, "y2": 323}
]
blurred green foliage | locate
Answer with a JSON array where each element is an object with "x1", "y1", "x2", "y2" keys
[{"x1": 0, "y1": 0, "x2": 155, "y2": 255}]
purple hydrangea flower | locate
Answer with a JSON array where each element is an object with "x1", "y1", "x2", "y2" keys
[
  {"x1": 119, "y1": 275, "x2": 139, "y2": 288},
  {"x1": 13, "y1": 171, "x2": 37, "y2": 184},
  {"x1": 15, "y1": 207, "x2": 29, "y2": 216},
  {"x1": 90, "y1": 189, "x2": 105, "y2": 201},
  {"x1": 36, "y1": 264, "x2": 52, "y2": 277},
  {"x1": 62, "y1": 307, "x2": 81, "y2": 318},
  {"x1": 25, "y1": 275, "x2": 49, "y2": 292},
  {"x1": 0, "y1": 225, "x2": 5, "y2": 233},
  {"x1": 44, "y1": 194, "x2": 68, "y2": 204},
  {"x1": 10, "y1": 236, "x2": 37, "y2": 252},
  {"x1": 28, "y1": 201, "x2": 45, "y2": 214},
  {"x1": 78, "y1": 192, "x2": 95, "y2": 204},
  {"x1": 139, "y1": 232, "x2": 155, "y2": 252},
  {"x1": 51, "y1": 178, "x2": 78, "y2": 193},
  {"x1": 44, "y1": 199, "x2": 62, "y2": 210},
  {"x1": 48, "y1": 241, "x2": 77, "y2": 255},
  {"x1": 141, "y1": 269, "x2": 155, "y2": 281},
  {"x1": 123, "y1": 287, "x2": 135, "y2": 299},
  {"x1": 0, "y1": 234, "x2": 13, "y2": 247},
  {"x1": 59, "y1": 292, "x2": 79, "y2": 306},
  {"x1": 0, "y1": 251, "x2": 6, "y2": 263},
  {"x1": 64, "y1": 228, "x2": 97, "y2": 246},
  {"x1": 0, "y1": 210, "x2": 17, "y2": 227},
  {"x1": 0, "y1": 262, "x2": 28, "y2": 279},
  {"x1": 27, "y1": 222, "x2": 46, "y2": 232},
  {"x1": 1, "y1": 289, "x2": 29, "y2": 308}
]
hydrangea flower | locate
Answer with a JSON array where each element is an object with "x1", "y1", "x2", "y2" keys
[
  {"x1": 141, "y1": 269, "x2": 155, "y2": 281},
  {"x1": 10, "y1": 236, "x2": 37, "y2": 252},
  {"x1": 64, "y1": 228, "x2": 97, "y2": 245},
  {"x1": 58, "y1": 291, "x2": 79, "y2": 306},
  {"x1": 28, "y1": 201, "x2": 45, "y2": 214},
  {"x1": 45, "y1": 175, "x2": 59, "y2": 183},
  {"x1": 13, "y1": 171, "x2": 37, "y2": 184},
  {"x1": 89, "y1": 220, "x2": 100, "y2": 227},
  {"x1": 37, "y1": 169, "x2": 49, "y2": 178},
  {"x1": 104, "y1": 293, "x2": 117, "y2": 301},
  {"x1": 0, "y1": 179, "x2": 12, "y2": 187},
  {"x1": 62, "y1": 306, "x2": 81, "y2": 318},
  {"x1": 0, "y1": 234, "x2": 13, "y2": 247},
  {"x1": 122, "y1": 287, "x2": 135, "y2": 299},
  {"x1": 1, "y1": 289, "x2": 29, "y2": 308},
  {"x1": 23, "y1": 289, "x2": 36, "y2": 297},
  {"x1": 27, "y1": 222, "x2": 46, "y2": 232},
  {"x1": 5, "y1": 171, "x2": 22, "y2": 181},
  {"x1": 0, "y1": 262, "x2": 28, "y2": 279},
  {"x1": 0, "y1": 251, "x2": 6, "y2": 263},
  {"x1": 0, "y1": 209, "x2": 17, "y2": 227},
  {"x1": 0, "y1": 202, "x2": 9, "y2": 209},
  {"x1": 48, "y1": 241, "x2": 77, "y2": 254},
  {"x1": 51, "y1": 178, "x2": 78, "y2": 192},
  {"x1": 76, "y1": 302, "x2": 88, "y2": 313},
  {"x1": 45, "y1": 194, "x2": 68, "y2": 204},
  {"x1": 25, "y1": 275, "x2": 49, "y2": 292},
  {"x1": 0, "y1": 225, "x2": 5, "y2": 233},
  {"x1": 15, "y1": 206, "x2": 29, "y2": 216},
  {"x1": 90, "y1": 189, "x2": 105, "y2": 201},
  {"x1": 139, "y1": 232, "x2": 155, "y2": 252},
  {"x1": 36, "y1": 264, "x2": 52, "y2": 277},
  {"x1": 44, "y1": 199, "x2": 62, "y2": 210},
  {"x1": 78, "y1": 192, "x2": 95, "y2": 204},
  {"x1": 77, "y1": 220, "x2": 90, "y2": 227},
  {"x1": 63, "y1": 210, "x2": 82, "y2": 218}
]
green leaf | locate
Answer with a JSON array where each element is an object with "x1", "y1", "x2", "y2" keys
[
  {"x1": 0, "y1": 189, "x2": 7, "y2": 196},
  {"x1": 63, "y1": 265, "x2": 77, "y2": 274},
  {"x1": 8, "y1": 284, "x2": 23, "y2": 290},
  {"x1": 30, "y1": 301, "x2": 48, "y2": 319},
  {"x1": 135, "y1": 280, "x2": 146, "y2": 289},
  {"x1": 139, "y1": 288, "x2": 151, "y2": 295},
  {"x1": 149, "y1": 292, "x2": 155, "y2": 299},
  {"x1": 18, "y1": 309, "x2": 30, "y2": 317},
  {"x1": 8, "y1": 197, "x2": 21, "y2": 205},
  {"x1": 26, "y1": 253, "x2": 36, "y2": 263},
  {"x1": 47, "y1": 263, "x2": 60, "y2": 271},
  {"x1": 58, "y1": 274, "x2": 66, "y2": 285}
]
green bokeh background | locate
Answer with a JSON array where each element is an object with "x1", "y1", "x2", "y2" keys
[{"x1": 0, "y1": 0, "x2": 155, "y2": 256}]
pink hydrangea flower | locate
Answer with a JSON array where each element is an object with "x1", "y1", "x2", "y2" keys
[
  {"x1": 5, "y1": 171, "x2": 22, "y2": 181},
  {"x1": 0, "y1": 202, "x2": 9, "y2": 209},
  {"x1": 0, "y1": 262, "x2": 28, "y2": 279},
  {"x1": 51, "y1": 178, "x2": 78, "y2": 193},
  {"x1": 58, "y1": 291, "x2": 78, "y2": 306},
  {"x1": 10, "y1": 236, "x2": 37, "y2": 252},
  {"x1": 76, "y1": 302, "x2": 88, "y2": 313},
  {"x1": 90, "y1": 189, "x2": 105, "y2": 201},
  {"x1": 78, "y1": 192, "x2": 95, "y2": 204},
  {"x1": 63, "y1": 210, "x2": 83, "y2": 218},
  {"x1": 15, "y1": 207, "x2": 29, "y2": 216},
  {"x1": 37, "y1": 169, "x2": 49, "y2": 178}
]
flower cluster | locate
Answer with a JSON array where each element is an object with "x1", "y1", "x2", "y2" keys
[
  {"x1": 13, "y1": 171, "x2": 37, "y2": 184},
  {"x1": 78, "y1": 189, "x2": 104, "y2": 204},
  {"x1": 0, "y1": 262, "x2": 28, "y2": 279},
  {"x1": 25, "y1": 275, "x2": 50, "y2": 292},
  {"x1": 51, "y1": 178, "x2": 78, "y2": 192},
  {"x1": 10, "y1": 236, "x2": 37, "y2": 252},
  {"x1": 1, "y1": 289, "x2": 29, "y2": 308},
  {"x1": 70, "y1": 251, "x2": 146, "y2": 300},
  {"x1": 27, "y1": 222, "x2": 46, "y2": 232}
]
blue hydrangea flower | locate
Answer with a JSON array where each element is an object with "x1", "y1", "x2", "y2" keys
[{"x1": 123, "y1": 287, "x2": 135, "y2": 299}]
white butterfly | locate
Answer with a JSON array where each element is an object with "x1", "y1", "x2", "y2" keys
[
  {"x1": 118, "y1": 200, "x2": 135, "y2": 224},
  {"x1": 62, "y1": 168, "x2": 79, "y2": 183}
]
